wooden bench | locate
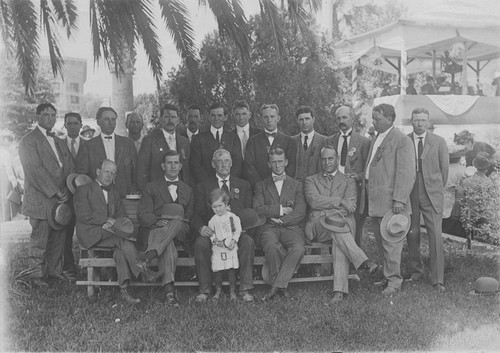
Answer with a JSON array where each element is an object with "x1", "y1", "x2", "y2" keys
[{"x1": 76, "y1": 243, "x2": 335, "y2": 297}]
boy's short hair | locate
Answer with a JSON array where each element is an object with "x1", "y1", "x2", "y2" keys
[{"x1": 209, "y1": 188, "x2": 230, "y2": 206}]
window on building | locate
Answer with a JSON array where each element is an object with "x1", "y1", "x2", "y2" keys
[
  {"x1": 70, "y1": 95, "x2": 80, "y2": 104},
  {"x1": 70, "y1": 83, "x2": 80, "y2": 92}
]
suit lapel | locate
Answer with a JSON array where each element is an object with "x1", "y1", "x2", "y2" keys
[
  {"x1": 265, "y1": 178, "x2": 280, "y2": 204},
  {"x1": 154, "y1": 130, "x2": 169, "y2": 154},
  {"x1": 159, "y1": 178, "x2": 174, "y2": 204},
  {"x1": 92, "y1": 181, "x2": 107, "y2": 208},
  {"x1": 317, "y1": 173, "x2": 331, "y2": 191},
  {"x1": 331, "y1": 172, "x2": 344, "y2": 195},
  {"x1": 94, "y1": 136, "x2": 107, "y2": 165},
  {"x1": 421, "y1": 133, "x2": 433, "y2": 160},
  {"x1": 36, "y1": 128, "x2": 60, "y2": 166}
]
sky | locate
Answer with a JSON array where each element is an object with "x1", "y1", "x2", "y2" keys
[{"x1": 39, "y1": 0, "x2": 500, "y2": 99}]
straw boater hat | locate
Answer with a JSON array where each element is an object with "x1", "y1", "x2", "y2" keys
[
  {"x1": 109, "y1": 217, "x2": 136, "y2": 241},
  {"x1": 159, "y1": 203, "x2": 188, "y2": 222},
  {"x1": 46, "y1": 198, "x2": 72, "y2": 230},
  {"x1": 380, "y1": 209, "x2": 410, "y2": 243},
  {"x1": 469, "y1": 277, "x2": 499, "y2": 296},
  {"x1": 66, "y1": 173, "x2": 93, "y2": 194},
  {"x1": 239, "y1": 208, "x2": 266, "y2": 230},
  {"x1": 80, "y1": 125, "x2": 95, "y2": 136}
]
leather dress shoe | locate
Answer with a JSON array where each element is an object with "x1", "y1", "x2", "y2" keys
[
  {"x1": 263, "y1": 286, "x2": 280, "y2": 301},
  {"x1": 166, "y1": 292, "x2": 180, "y2": 307},
  {"x1": 330, "y1": 291, "x2": 344, "y2": 303},
  {"x1": 120, "y1": 288, "x2": 141, "y2": 304},
  {"x1": 381, "y1": 286, "x2": 400, "y2": 295},
  {"x1": 279, "y1": 288, "x2": 293, "y2": 300},
  {"x1": 361, "y1": 260, "x2": 382, "y2": 275},
  {"x1": 195, "y1": 293, "x2": 209, "y2": 303},
  {"x1": 62, "y1": 269, "x2": 77, "y2": 282},
  {"x1": 373, "y1": 277, "x2": 389, "y2": 287},
  {"x1": 239, "y1": 291, "x2": 254, "y2": 302},
  {"x1": 404, "y1": 272, "x2": 425, "y2": 281},
  {"x1": 434, "y1": 283, "x2": 446, "y2": 293},
  {"x1": 213, "y1": 287, "x2": 223, "y2": 300}
]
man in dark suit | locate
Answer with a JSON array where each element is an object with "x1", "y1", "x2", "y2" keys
[
  {"x1": 253, "y1": 148, "x2": 306, "y2": 300},
  {"x1": 75, "y1": 107, "x2": 137, "y2": 197},
  {"x1": 136, "y1": 150, "x2": 194, "y2": 306},
  {"x1": 190, "y1": 103, "x2": 243, "y2": 184},
  {"x1": 191, "y1": 149, "x2": 255, "y2": 303},
  {"x1": 326, "y1": 106, "x2": 371, "y2": 246},
  {"x1": 407, "y1": 108, "x2": 449, "y2": 292},
  {"x1": 126, "y1": 112, "x2": 144, "y2": 153},
  {"x1": 179, "y1": 104, "x2": 202, "y2": 143},
  {"x1": 137, "y1": 104, "x2": 192, "y2": 190},
  {"x1": 232, "y1": 100, "x2": 260, "y2": 161},
  {"x1": 361, "y1": 104, "x2": 415, "y2": 295},
  {"x1": 19, "y1": 103, "x2": 75, "y2": 287},
  {"x1": 291, "y1": 105, "x2": 327, "y2": 182},
  {"x1": 74, "y1": 159, "x2": 148, "y2": 304},
  {"x1": 244, "y1": 104, "x2": 297, "y2": 187},
  {"x1": 63, "y1": 112, "x2": 86, "y2": 280}
]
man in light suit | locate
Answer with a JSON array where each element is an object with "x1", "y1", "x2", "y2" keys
[
  {"x1": 19, "y1": 103, "x2": 75, "y2": 287},
  {"x1": 253, "y1": 148, "x2": 306, "y2": 300},
  {"x1": 190, "y1": 102, "x2": 243, "y2": 184},
  {"x1": 136, "y1": 150, "x2": 194, "y2": 306},
  {"x1": 191, "y1": 149, "x2": 255, "y2": 303},
  {"x1": 75, "y1": 107, "x2": 137, "y2": 197},
  {"x1": 304, "y1": 146, "x2": 381, "y2": 302},
  {"x1": 292, "y1": 106, "x2": 327, "y2": 182},
  {"x1": 232, "y1": 100, "x2": 260, "y2": 161},
  {"x1": 361, "y1": 104, "x2": 415, "y2": 294},
  {"x1": 407, "y1": 108, "x2": 449, "y2": 292},
  {"x1": 74, "y1": 159, "x2": 148, "y2": 304},
  {"x1": 137, "y1": 104, "x2": 192, "y2": 190},
  {"x1": 326, "y1": 106, "x2": 371, "y2": 246},
  {"x1": 244, "y1": 104, "x2": 297, "y2": 187}
]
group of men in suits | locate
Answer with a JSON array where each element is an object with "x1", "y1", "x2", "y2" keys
[{"x1": 19, "y1": 99, "x2": 449, "y2": 303}]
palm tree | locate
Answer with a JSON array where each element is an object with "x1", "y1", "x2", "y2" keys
[{"x1": 1, "y1": 0, "x2": 320, "y2": 133}]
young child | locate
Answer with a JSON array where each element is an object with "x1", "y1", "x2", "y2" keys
[{"x1": 208, "y1": 189, "x2": 242, "y2": 300}]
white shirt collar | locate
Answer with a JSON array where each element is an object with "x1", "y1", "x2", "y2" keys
[
  {"x1": 413, "y1": 131, "x2": 427, "y2": 141},
  {"x1": 68, "y1": 135, "x2": 80, "y2": 143},
  {"x1": 37, "y1": 124, "x2": 53, "y2": 136},
  {"x1": 301, "y1": 130, "x2": 315, "y2": 140},
  {"x1": 377, "y1": 126, "x2": 393, "y2": 139},
  {"x1": 236, "y1": 124, "x2": 249, "y2": 134},
  {"x1": 162, "y1": 129, "x2": 176, "y2": 139},
  {"x1": 272, "y1": 172, "x2": 286, "y2": 178},
  {"x1": 187, "y1": 129, "x2": 198, "y2": 138},
  {"x1": 165, "y1": 176, "x2": 179, "y2": 183},
  {"x1": 101, "y1": 132, "x2": 115, "y2": 140},
  {"x1": 216, "y1": 174, "x2": 230, "y2": 182},
  {"x1": 265, "y1": 129, "x2": 278, "y2": 134},
  {"x1": 341, "y1": 128, "x2": 353, "y2": 137},
  {"x1": 210, "y1": 126, "x2": 223, "y2": 136}
]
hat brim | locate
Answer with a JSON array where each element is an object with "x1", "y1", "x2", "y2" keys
[
  {"x1": 261, "y1": 262, "x2": 271, "y2": 284},
  {"x1": 319, "y1": 217, "x2": 350, "y2": 233},
  {"x1": 468, "y1": 289, "x2": 499, "y2": 296},
  {"x1": 380, "y1": 209, "x2": 410, "y2": 243},
  {"x1": 108, "y1": 227, "x2": 136, "y2": 241},
  {"x1": 80, "y1": 128, "x2": 95, "y2": 135},
  {"x1": 47, "y1": 200, "x2": 72, "y2": 230},
  {"x1": 66, "y1": 173, "x2": 93, "y2": 194},
  {"x1": 243, "y1": 215, "x2": 266, "y2": 230},
  {"x1": 159, "y1": 215, "x2": 189, "y2": 222}
]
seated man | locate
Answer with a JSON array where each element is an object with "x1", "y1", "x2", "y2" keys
[
  {"x1": 191, "y1": 149, "x2": 255, "y2": 303},
  {"x1": 74, "y1": 159, "x2": 150, "y2": 304},
  {"x1": 304, "y1": 146, "x2": 381, "y2": 302},
  {"x1": 136, "y1": 150, "x2": 193, "y2": 306},
  {"x1": 253, "y1": 148, "x2": 306, "y2": 300}
]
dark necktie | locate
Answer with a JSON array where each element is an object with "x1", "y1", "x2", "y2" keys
[
  {"x1": 70, "y1": 139, "x2": 77, "y2": 158},
  {"x1": 303, "y1": 135, "x2": 308, "y2": 151},
  {"x1": 100, "y1": 184, "x2": 112, "y2": 192},
  {"x1": 104, "y1": 136, "x2": 112, "y2": 140},
  {"x1": 272, "y1": 174, "x2": 286, "y2": 182},
  {"x1": 340, "y1": 134, "x2": 349, "y2": 167},
  {"x1": 323, "y1": 172, "x2": 335, "y2": 181},
  {"x1": 215, "y1": 130, "x2": 220, "y2": 145},
  {"x1": 46, "y1": 130, "x2": 55, "y2": 137},
  {"x1": 266, "y1": 132, "x2": 276, "y2": 138},
  {"x1": 167, "y1": 181, "x2": 179, "y2": 187},
  {"x1": 221, "y1": 180, "x2": 229, "y2": 195},
  {"x1": 418, "y1": 137, "x2": 423, "y2": 171}
]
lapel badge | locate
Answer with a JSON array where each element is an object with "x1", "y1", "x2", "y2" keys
[
  {"x1": 232, "y1": 188, "x2": 240, "y2": 199},
  {"x1": 348, "y1": 147, "x2": 356, "y2": 157}
]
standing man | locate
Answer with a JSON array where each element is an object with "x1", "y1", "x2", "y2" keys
[
  {"x1": 136, "y1": 150, "x2": 194, "y2": 306},
  {"x1": 63, "y1": 112, "x2": 86, "y2": 280},
  {"x1": 19, "y1": 103, "x2": 74, "y2": 287},
  {"x1": 253, "y1": 148, "x2": 306, "y2": 300},
  {"x1": 292, "y1": 105, "x2": 327, "y2": 182},
  {"x1": 304, "y1": 146, "x2": 381, "y2": 302},
  {"x1": 126, "y1": 112, "x2": 144, "y2": 153},
  {"x1": 361, "y1": 103, "x2": 415, "y2": 295},
  {"x1": 181, "y1": 104, "x2": 202, "y2": 143},
  {"x1": 191, "y1": 149, "x2": 255, "y2": 302},
  {"x1": 190, "y1": 102, "x2": 243, "y2": 184},
  {"x1": 74, "y1": 159, "x2": 150, "y2": 304},
  {"x1": 232, "y1": 100, "x2": 260, "y2": 161},
  {"x1": 244, "y1": 104, "x2": 297, "y2": 187},
  {"x1": 75, "y1": 107, "x2": 137, "y2": 197},
  {"x1": 137, "y1": 104, "x2": 192, "y2": 190},
  {"x1": 407, "y1": 108, "x2": 449, "y2": 292},
  {"x1": 326, "y1": 106, "x2": 371, "y2": 245}
]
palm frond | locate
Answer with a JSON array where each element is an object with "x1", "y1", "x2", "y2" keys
[
  {"x1": 40, "y1": 0, "x2": 65, "y2": 80},
  {"x1": 258, "y1": 0, "x2": 284, "y2": 56},
  {"x1": 159, "y1": 0, "x2": 197, "y2": 74},
  {"x1": 50, "y1": 0, "x2": 78, "y2": 38},
  {"x1": 0, "y1": 1, "x2": 13, "y2": 55},
  {"x1": 286, "y1": 0, "x2": 311, "y2": 36}
]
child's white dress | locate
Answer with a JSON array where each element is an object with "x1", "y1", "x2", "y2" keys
[{"x1": 209, "y1": 211, "x2": 241, "y2": 271}]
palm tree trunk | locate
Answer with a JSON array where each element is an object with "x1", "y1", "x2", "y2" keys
[{"x1": 111, "y1": 64, "x2": 134, "y2": 137}]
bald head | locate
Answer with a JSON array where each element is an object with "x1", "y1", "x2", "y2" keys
[{"x1": 335, "y1": 106, "x2": 354, "y2": 133}]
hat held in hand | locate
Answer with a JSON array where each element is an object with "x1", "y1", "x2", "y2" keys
[
  {"x1": 47, "y1": 198, "x2": 72, "y2": 230},
  {"x1": 239, "y1": 208, "x2": 266, "y2": 230},
  {"x1": 380, "y1": 209, "x2": 410, "y2": 243},
  {"x1": 66, "y1": 173, "x2": 93, "y2": 194},
  {"x1": 109, "y1": 217, "x2": 136, "y2": 241},
  {"x1": 159, "y1": 203, "x2": 188, "y2": 222}
]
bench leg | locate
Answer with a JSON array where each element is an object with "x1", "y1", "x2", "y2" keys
[{"x1": 87, "y1": 249, "x2": 96, "y2": 298}]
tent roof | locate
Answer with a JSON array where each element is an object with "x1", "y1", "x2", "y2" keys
[{"x1": 334, "y1": 1, "x2": 500, "y2": 73}]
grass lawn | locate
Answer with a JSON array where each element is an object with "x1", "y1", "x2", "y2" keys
[{"x1": 3, "y1": 226, "x2": 499, "y2": 352}]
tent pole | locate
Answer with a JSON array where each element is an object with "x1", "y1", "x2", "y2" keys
[
  {"x1": 462, "y1": 41, "x2": 468, "y2": 95},
  {"x1": 400, "y1": 49, "x2": 407, "y2": 95},
  {"x1": 432, "y1": 50, "x2": 436, "y2": 79}
]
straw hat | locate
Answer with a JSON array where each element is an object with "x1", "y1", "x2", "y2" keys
[
  {"x1": 66, "y1": 173, "x2": 93, "y2": 194},
  {"x1": 47, "y1": 199, "x2": 72, "y2": 230},
  {"x1": 380, "y1": 209, "x2": 410, "y2": 243},
  {"x1": 80, "y1": 125, "x2": 95, "y2": 136}
]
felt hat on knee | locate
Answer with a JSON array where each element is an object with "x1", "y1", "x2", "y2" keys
[
  {"x1": 380, "y1": 209, "x2": 410, "y2": 243},
  {"x1": 239, "y1": 208, "x2": 266, "y2": 230},
  {"x1": 66, "y1": 173, "x2": 93, "y2": 194},
  {"x1": 469, "y1": 277, "x2": 499, "y2": 296},
  {"x1": 320, "y1": 209, "x2": 350, "y2": 233},
  {"x1": 159, "y1": 203, "x2": 188, "y2": 222},
  {"x1": 47, "y1": 198, "x2": 72, "y2": 230},
  {"x1": 109, "y1": 217, "x2": 136, "y2": 241}
]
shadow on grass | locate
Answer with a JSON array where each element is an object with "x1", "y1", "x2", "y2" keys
[{"x1": 4, "y1": 234, "x2": 498, "y2": 352}]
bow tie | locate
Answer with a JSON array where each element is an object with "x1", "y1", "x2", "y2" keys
[
  {"x1": 266, "y1": 132, "x2": 277, "y2": 138},
  {"x1": 100, "y1": 184, "x2": 112, "y2": 192},
  {"x1": 272, "y1": 174, "x2": 286, "y2": 182},
  {"x1": 104, "y1": 135, "x2": 112, "y2": 140},
  {"x1": 167, "y1": 181, "x2": 179, "y2": 187},
  {"x1": 323, "y1": 173, "x2": 335, "y2": 181},
  {"x1": 46, "y1": 130, "x2": 55, "y2": 137}
]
